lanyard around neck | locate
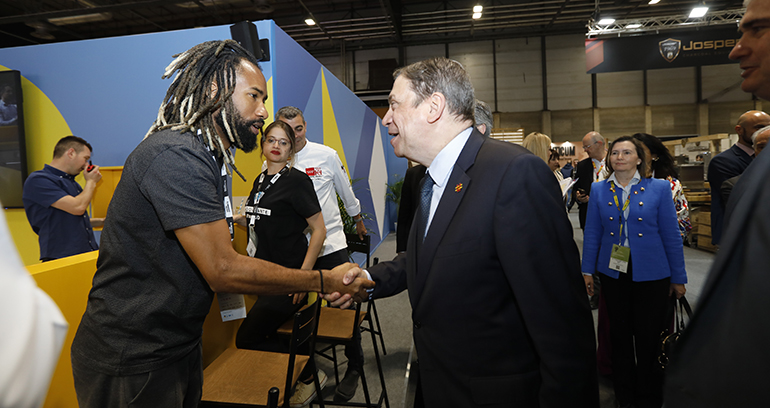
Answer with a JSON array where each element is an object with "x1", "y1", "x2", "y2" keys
[
  {"x1": 592, "y1": 160, "x2": 604, "y2": 181},
  {"x1": 196, "y1": 130, "x2": 234, "y2": 240},
  {"x1": 245, "y1": 165, "x2": 290, "y2": 224},
  {"x1": 610, "y1": 180, "x2": 630, "y2": 245}
]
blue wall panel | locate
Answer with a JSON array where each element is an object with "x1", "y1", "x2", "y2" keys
[{"x1": 0, "y1": 26, "x2": 234, "y2": 166}]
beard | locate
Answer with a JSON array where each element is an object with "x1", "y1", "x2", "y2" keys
[{"x1": 215, "y1": 98, "x2": 263, "y2": 153}]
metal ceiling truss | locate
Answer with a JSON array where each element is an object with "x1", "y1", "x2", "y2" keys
[
  {"x1": 0, "y1": 0, "x2": 748, "y2": 54},
  {"x1": 587, "y1": 8, "x2": 744, "y2": 38}
]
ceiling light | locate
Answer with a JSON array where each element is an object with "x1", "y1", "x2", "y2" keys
[
  {"x1": 648, "y1": 0, "x2": 660, "y2": 4},
  {"x1": 472, "y1": 12, "x2": 482, "y2": 19},
  {"x1": 598, "y1": 18, "x2": 615, "y2": 25},
  {"x1": 689, "y1": 6, "x2": 709, "y2": 18},
  {"x1": 304, "y1": 18, "x2": 316, "y2": 26},
  {"x1": 473, "y1": 5, "x2": 483, "y2": 13},
  {"x1": 626, "y1": 23, "x2": 643, "y2": 28},
  {"x1": 48, "y1": 12, "x2": 112, "y2": 25}
]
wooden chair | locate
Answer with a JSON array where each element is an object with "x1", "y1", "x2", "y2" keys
[{"x1": 200, "y1": 297, "x2": 325, "y2": 408}]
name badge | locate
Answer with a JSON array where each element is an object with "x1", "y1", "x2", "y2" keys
[
  {"x1": 609, "y1": 244, "x2": 630, "y2": 273},
  {"x1": 247, "y1": 226, "x2": 257, "y2": 257},
  {"x1": 223, "y1": 196, "x2": 233, "y2": 218},
  {"x1": 217, "y1": 293, "x2": 247, "y2": 322},
  {"x1": 256, "y1": 207, "x2": 271, "y2": 216}
]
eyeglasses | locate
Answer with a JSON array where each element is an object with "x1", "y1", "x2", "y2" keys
[
  {"x1": 266, "y1": 137, "x2": 290, "y2": 147},
  {"x1": 583, "y1": 142, "x2": 597, "y2": 150}
]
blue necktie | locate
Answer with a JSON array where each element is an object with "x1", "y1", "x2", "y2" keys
[{"x1": 418, "y1": 172, "x2": 434, "y2": 242}]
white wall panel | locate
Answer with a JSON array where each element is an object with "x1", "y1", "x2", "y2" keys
[
  {"x1": 496, "y1": 37, "x2": 543, "y2": 113},
  {"x1": 545, "y1": 34, "x2": 592, "y2": 111},
  {"x1": 449, "y1": 41, "x2": 495, "y2": 111},
  {"x1": 702, "y1": 64, "x2": 751, "y2": 103},
  {"x1": 647, "y1": 67, "x2": 696, "y2": 105},
  {"x1": 597, "y1": 71, "x2": 644, "y2": 108}
]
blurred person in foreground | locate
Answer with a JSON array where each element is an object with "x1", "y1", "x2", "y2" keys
[
  {"x1": 665, "y1": 2, "x2": 770, "y2": 401},
  {"x1": 0, "y1": 198, "x2": 68, "y2": 408}
]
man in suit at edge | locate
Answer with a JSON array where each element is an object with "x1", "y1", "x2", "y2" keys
[
  {"x1": 326, "y1": 57, "x2": 598, "y2": 407},
  {"x1": 664, "y1": 0, "x2": 770, "y2": 405},
  {"x1": 706, "y1": 109, "x2": 770, "y2": 245},
  {"x1": 574, "y1": 131, "x2": 608, "y2": 230}
]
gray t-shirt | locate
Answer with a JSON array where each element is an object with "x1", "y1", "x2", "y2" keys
[{"x1": 72, "y1": 129, "x2": 226, "y2": 376}]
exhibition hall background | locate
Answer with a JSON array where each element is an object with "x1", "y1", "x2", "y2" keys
[{"x1": 0, "y1": 20, "x2": 396, "y2": 266}]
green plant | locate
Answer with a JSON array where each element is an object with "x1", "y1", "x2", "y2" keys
[
  {"x1": 338, "y1": 177, "x2": 372, "y2": 236},
  {"x1": 385, "y1": 174, "x2": 404, "y2": 208}
]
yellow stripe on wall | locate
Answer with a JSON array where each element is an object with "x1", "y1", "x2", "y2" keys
[{"x1": 320, "y1": 70, "x2": 351, "y2": 179}]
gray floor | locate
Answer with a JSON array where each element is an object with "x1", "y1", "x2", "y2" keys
[{"x1": 317, "y1": 206, "x2": 715, "y2": 408}]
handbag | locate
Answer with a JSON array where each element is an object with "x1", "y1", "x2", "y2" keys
[{"x1": 658, "y1": 294, "x2": 693, "y2": 370}]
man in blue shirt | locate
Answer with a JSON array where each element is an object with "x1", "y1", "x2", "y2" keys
[{"x1": 23, "y1": 135, "x2": 103, "y2": 261}]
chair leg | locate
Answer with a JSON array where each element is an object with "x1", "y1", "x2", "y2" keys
[
  {"x1": 331, "y1": 345, "x2": 340, "y2": 385},
  {"x1": 268, "y1": 387, "x2": 280, "y2": 408},
  {"x1": 311, "y1": 362, "x2": 326, "y2": 408},
  {"x1": 369, "y1": 301, "x2": 386, "y2": 356},
  {"x1": 367, "y1": 313, "x2": 390, "y2": 408},
  {"x1": 358, "y1": 360, "x2": 373, "y2": 407}
]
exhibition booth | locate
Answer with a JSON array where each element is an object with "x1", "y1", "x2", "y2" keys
[{"x1": 2, "y1": 19, "x2": 398, "y2": 407}]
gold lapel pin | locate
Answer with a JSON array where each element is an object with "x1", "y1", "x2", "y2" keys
[{"x1": 455, "y1": 183, "x2": 463, "y2": 192}]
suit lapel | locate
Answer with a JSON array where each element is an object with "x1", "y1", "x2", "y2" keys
[
  {"x1": 731, "y1": 143, "x2": 753, "y2": 167},
  {"x1": 411, "y1": 129, "x2": 484, "y2": 300}
]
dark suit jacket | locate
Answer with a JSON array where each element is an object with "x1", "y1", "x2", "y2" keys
[
  {"x1": 707, "y1": 143, "x2": 753, "y2": 245},
  {"x1": 664, "y1": 148, "x2": 770, "y2": 407},
  {"x1": 396, "y1": 164, "x2": 427, "y2": 253},
  {"x1": 573, "y1": 158, "x2": 595, "y2": 230},
  {"x1": 369, "y1": 129, "x2": 598, "y2": 407},
  {"x1": 720, "y1": 174, "x2": 740, "y2": 209}
]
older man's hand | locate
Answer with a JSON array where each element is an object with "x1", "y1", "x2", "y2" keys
[{"x1": 321, "y1": 263, "x2": 373, "y2": 308}]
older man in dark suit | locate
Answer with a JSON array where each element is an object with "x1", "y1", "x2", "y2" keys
[
  {"x1": 329, "y1": 57, "x2": 598, "y2": 407},
  {"x1": 706, "y1": 109, "x2": 770, "y2": 245},
  {"x1": 665, "y1": 0, "x2": 770, "y2": 405},
  {"x1": 574, "y1": 131, "x2": 607, "y2": 230}
]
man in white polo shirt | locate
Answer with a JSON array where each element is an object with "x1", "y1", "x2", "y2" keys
[{"x1": 277, "y1": 106, "x2": 367, "y2": 401}]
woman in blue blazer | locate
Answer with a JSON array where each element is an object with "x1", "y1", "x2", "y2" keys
[{"x1": 582, "y1": 136, "x2": 687, "y2": 408}]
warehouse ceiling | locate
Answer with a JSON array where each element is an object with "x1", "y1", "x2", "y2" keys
[{"x1": 0, "y1": 0, "x2": 746, "y2": 56}]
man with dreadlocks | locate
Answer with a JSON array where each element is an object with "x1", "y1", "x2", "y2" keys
[{"x1": 70, "y1": 40, "x2": 374, "y2": 408}]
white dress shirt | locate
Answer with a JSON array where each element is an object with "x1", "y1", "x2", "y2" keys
[
  {"x1": 293, "y1": 141, "x2": 362, "y2": 256},
  {"x1": 423, "y1": 127, "x2": 473, "y2": 236}
]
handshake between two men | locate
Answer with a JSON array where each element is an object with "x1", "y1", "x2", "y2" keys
[{"x1": 322, "y1": 265, "x2": 371, "y2": 309}]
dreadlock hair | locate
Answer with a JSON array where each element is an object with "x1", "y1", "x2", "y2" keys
[{"x1": 145, "y1": 40, "x2": 261, "y2": 181}]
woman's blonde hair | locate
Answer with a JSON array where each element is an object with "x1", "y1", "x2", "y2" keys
[{"x1": 522, "y1": 132, "x2": 553, "y2": 164}]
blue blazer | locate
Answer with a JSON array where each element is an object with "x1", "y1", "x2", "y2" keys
[{"x1": 581, "y1": 177, "x2": 687, "y2": 284}]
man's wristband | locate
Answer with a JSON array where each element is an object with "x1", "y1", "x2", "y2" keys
[
  {"x1": 353, "y1": 214, "x2": 363, "y2": 222},
  {"x1": 318, "y1": 270, "x2": 324, "y2": 294}
]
